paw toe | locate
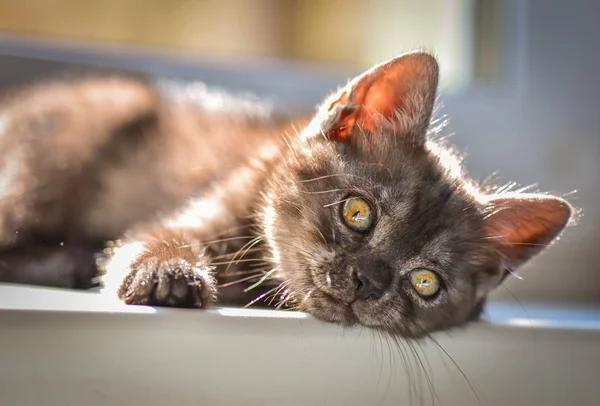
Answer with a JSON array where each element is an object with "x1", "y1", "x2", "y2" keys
[
  {"x1": 170, "y1": 270, "x2": 190, "y2": 301},
  {"x1": 154, "y1": 269, "x2": 171, "y2": 302}
]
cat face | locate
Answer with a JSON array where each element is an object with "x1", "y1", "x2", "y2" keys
[{"x1": 262, "y1": 51, "x2": 572, "y2": 337}]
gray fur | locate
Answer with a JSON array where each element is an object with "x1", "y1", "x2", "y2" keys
[{"x1": 0, "y1": 52, "x2": 572, "y2": 338}]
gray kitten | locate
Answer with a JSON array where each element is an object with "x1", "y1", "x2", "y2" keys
[{"x1": 0, "y1": 51, "x2": 572, "y2": 338}]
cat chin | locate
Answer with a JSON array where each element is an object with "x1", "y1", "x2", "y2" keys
[
  {"x1": 349, "y1": 300, "x2": 387, "y2": 328},
  {"x1": 304, "y1": 289, "x2": 357, "y2": 326}
]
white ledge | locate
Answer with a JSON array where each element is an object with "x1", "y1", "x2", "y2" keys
[{"x1": 1, "y1": 283, "x2": 599, "y2": 406}]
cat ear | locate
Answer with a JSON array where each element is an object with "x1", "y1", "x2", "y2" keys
[
  {"x1": 483, "y1": 193, "x2": 573, "y2": 274},
  {"x1": 318, "y1": 51, "x2": 439, "y2": 145}
]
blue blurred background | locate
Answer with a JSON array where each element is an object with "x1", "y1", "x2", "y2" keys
[{"x1": 0, "y1": 0, "x2": 597, "y2": 304}]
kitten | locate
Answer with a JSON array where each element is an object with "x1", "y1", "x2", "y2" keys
[{"x1": 0, "y1": 51, "x2": 573, "y2": 338}]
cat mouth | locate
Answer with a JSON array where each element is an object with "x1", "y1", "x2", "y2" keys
[
  {"x1": 307, "y1": 289, "x2": 357, "y2": 326},
  {"x1": 304, "y1": 270, "x2": 384, "y2": 327},
  {"x1": 321, "y1": 288, "x2": 388, "y2": 328},
  {"x1": 349, "y1": 300, "x2": 384, "y2": 327}
]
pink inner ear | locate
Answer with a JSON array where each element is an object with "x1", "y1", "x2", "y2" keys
[
  {"x1": 483, "y1": 195, "x2": 572, "y2": 268},
  {"x1": 327, "y1": 52, "x2": 438, "y2": 143},
  {"x1": 358, "y1": 64, "x2": 412, "y2": 128}
]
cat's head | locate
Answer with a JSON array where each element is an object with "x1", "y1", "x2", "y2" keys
[{"x1": 261, "y1": 51, "x2": 572, "y2": 337}]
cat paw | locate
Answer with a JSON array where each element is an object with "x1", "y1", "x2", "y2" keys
[{"x1": 117, "y1": 254, "x2": 217, "y2": 308}]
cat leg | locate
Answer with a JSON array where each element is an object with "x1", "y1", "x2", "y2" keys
[
  {"x1": 0, "y1": 243, "x2": 101, "y2": 289},
  {"x1": 105, "y1": 234, "x2": 281, "y2": 308}
]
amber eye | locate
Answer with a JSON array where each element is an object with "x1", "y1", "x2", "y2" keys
[
  {"x1": 342, "y1": 197, "x2": 373, "y2": 232},
  {"x1": 409, "y1": 269, "x2": 440, "y2": 297}
]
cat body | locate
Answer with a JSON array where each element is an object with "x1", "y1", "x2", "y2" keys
[
  {"x1": 0, "y1": 52, "x2": 573, "y2": 338},
  {"x1": 0, "y1": 75, "x2": 286, "y2": 293}
]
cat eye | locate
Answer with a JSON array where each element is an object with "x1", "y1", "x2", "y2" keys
[
  {"x1": 409, "y1": 269, "x2": 440, "y2": 297},
  {"x1": 342, "y1": 197, "x2": 373, "y2": 232}
]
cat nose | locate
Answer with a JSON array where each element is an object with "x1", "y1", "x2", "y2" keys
[{"x1": 353, "y1": 265, "x2": 392, "y2": 301}]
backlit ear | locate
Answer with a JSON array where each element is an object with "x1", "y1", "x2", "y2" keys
[
  {"x1": 319, "y1": 51, "x2": 439, "y2": 145},
  {"x1": 483, "y1": 193, "x2": 573, "y2": 273}
]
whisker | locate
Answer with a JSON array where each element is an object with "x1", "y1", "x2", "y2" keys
[
  {"x1": 209, "y1": 258, "x2": 269, "y2": 266},
  {"x1": 270, "y1": 286, "x2": 295, "y2": 309},
  {"x1": 508, "y1": 242, "x2": 551, "y2": 247},
  {"x1": 244, "y1": 268, "x2": 279, "y2": 292},
  {"x1": 295, "y1": 289, "x2": 314, "y2": 311},
  {"x1": 211, "y1": 247, "x2": 264, "y2": 261},
  {"x1": 504, "y1": 265, "x2": 524, "y2": 280},
  {"x1": 478, "y1": 235, "x2": 505, "y2": 240},
  {"x1": 379, "y1": 331, "x2": 395, "y2": 403},
  {"x1": 298, "y1": 173, "x2": 372, "y2": 184},
  {"x1": 427, "y1": 335, "x2": 482, "y2": 406},
  {"x1": 315, "y1": 228, "x2": 327, "y2": 244},
  {"x1": 277, "y1": 285, "x2": 300, "y2": 310},
  {"x1": 225, "y1": 234, "x2": 264, "y2": 273},
  {"x1": 501, "y1": 283, "x2": 535, "y2": 337},
  {"x1": 323, "y1": 197, "x2": 353, "y2": 208},
  {"x1": 202, "y1": 235, "x2": 259, "y2": 245},
  {"x1": 217, "y1": 269, "x2": 266, "y2": 277},
  {"x1": 300, "y1": 188, "x2": 356, "y2": 195},
  {"x1": 275, "y1": 294, "x2": 293, "y2": 310},
  {"x1": 268, "y1": 283, "x2": 289, "y2": 307},
  {"x1": 236, "y1": 237, "x2": 264, "y2": 265},
  {"x1": 407, "y1": 339, "x2": 440, "y2": 405},
  {"x1": 387, "y1": 329, "x2": 416, "y2": 406},
  {"x1": 217, "y1": 273, "x2": 263, "y2": 288},
  {"x1": 243, "y1": 285, "x2": 281, "y2": 308}
]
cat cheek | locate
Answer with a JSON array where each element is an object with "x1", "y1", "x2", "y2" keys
[
  {"x1": 473, "y1": 266, "x2": 505, "y2": 300},
  {"x1": 308, "y1": 264, "x2": 356, "y2": 303}
]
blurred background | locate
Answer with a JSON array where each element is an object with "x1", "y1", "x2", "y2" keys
[{"x1": 0, "y1": 0, "x2": 597, "y2": 304}]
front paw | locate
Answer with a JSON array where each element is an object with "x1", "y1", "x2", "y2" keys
[{"x1": 117, "y1": 251, "x2": 216, "y2": 308}]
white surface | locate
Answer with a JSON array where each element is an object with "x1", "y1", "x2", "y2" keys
[{"x1": 1, "y1": 283, "x2": 599, "y2": 406}]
